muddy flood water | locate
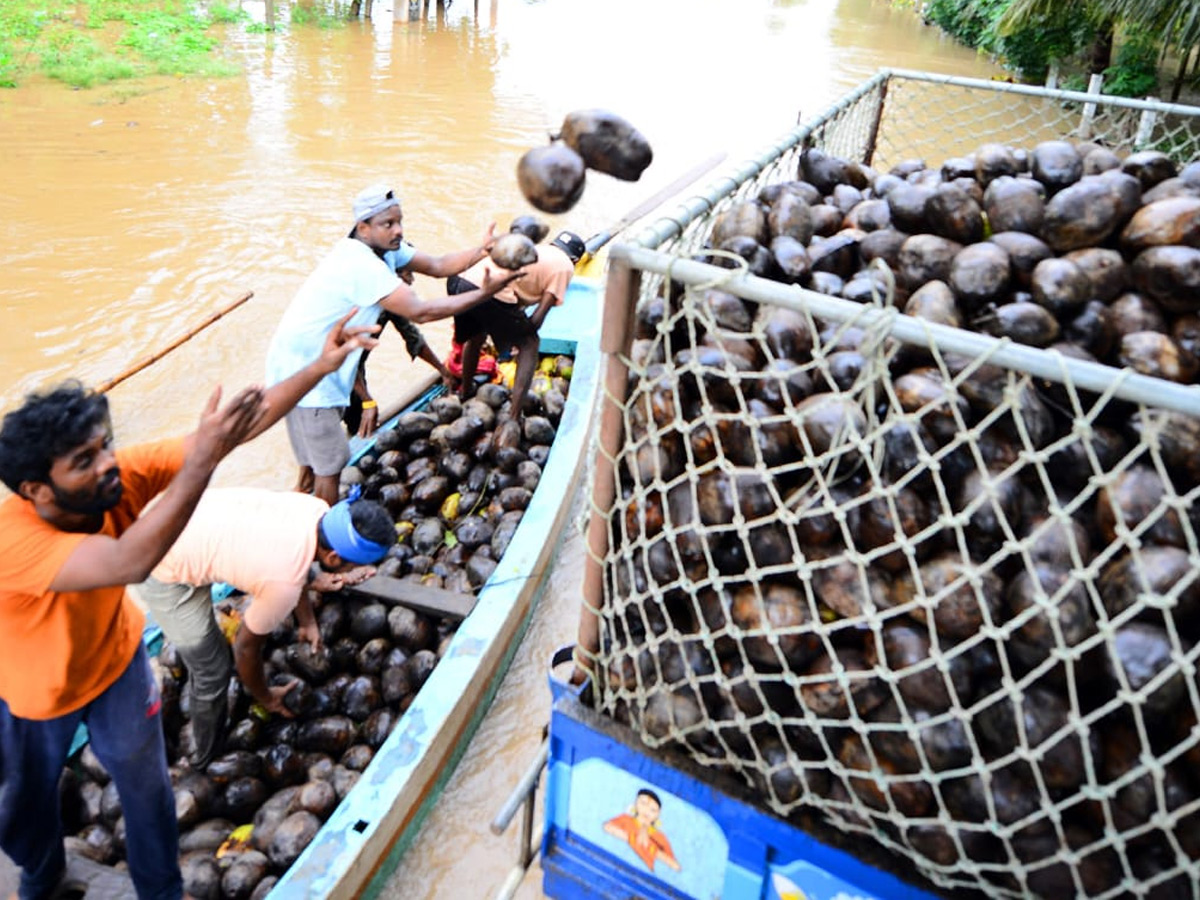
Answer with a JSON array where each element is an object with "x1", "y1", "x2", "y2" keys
[{"x1": 0, "y1": 0, "x2": 1006, "y2": 896}]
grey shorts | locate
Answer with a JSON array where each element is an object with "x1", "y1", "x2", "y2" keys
[{"x1": 285, "y1": 406, "x2": 349, "y2": 476}]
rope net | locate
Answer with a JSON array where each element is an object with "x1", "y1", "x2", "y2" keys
[{"x1": 582, "y1": 74, "x2": 1200, "y2": 898}]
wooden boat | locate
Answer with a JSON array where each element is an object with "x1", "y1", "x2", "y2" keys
[{"x1": 264, "y1": 273, "x2": 603, "y2": 899}]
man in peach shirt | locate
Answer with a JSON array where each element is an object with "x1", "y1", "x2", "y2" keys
[{"x1": 134, "y1": 486, "x2": 395, "y2": 768}]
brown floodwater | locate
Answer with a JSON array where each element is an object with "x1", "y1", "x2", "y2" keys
[{"x1": 0, "y1": 0, "x2": 1004, "y2": 895}]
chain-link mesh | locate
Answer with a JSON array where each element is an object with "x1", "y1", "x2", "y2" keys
[{"x1": 581, "y1": 71, "x2": 1200, "y2": 898}]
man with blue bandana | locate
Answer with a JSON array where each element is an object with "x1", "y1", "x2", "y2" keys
[{"x1": 132, "y1": 487, "x2": 395, "y2": 768}]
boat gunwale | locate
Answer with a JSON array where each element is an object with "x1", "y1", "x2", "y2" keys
[{"x1": 267, "y1": 276, "x2": 604, "y2": 899}]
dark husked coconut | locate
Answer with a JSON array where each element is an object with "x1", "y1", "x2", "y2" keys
[
  {"x1": 557, "y1": 109, "x2": 652, "y2": 181},
  {"x1": 1118, "y1": 331, "x2": 1199, "y2": 382},
  {"x1": 1131, "y1": 245, "x2": 1200, "y2": 314},
  {"x1": 975, "y1": 686, "x2": 1090, "y2": 790},
  {"x1": 904, "y1": 279, "x2": 961, "y2": 328},
  {"x1": 489, "y1": 232, "x2": 538, "y2": 270},
  {"x1": 517, "y1": 142, "x2": 586, "y2": 213},
  {"x1": 1041, "y1": 175, "x2": 1131, "y2": 252},
  {"x1": 1131, "y1": 407, "x2": 1200, "y2": 482},
  {"x1": 710, "y1": 200, "x2": 769, "y2": 248},
  {"x1": 260, "y1": 744, "x2": 307, "y2": 790},
  {"x1": 898, "y1": 234, "x2": 963, "y2": 289},
  {"x1": 1120, "y1": 196, "x2": 1200, "y2": 252},
  {"x1": 809, "y1": 148, "x2": 871, "y2": 192},
  {"x1": 267, "y1": 811, "x2": 322, "y2": 870},
  {"x1": 249, "y1": 786, "x2": 301, "y2": 854},
  {"x1": 844, "y1": 197, "x2": 890, "y2": 232},
  {"x1": 807, "y1": 232, "x2": 859, "y2": 280},
  {"x1": 296, "y1": 716, "x2": 356, "y2": 757},
  {"x1": 1109, "y1": 292, "x2": 1167, "y2": 337},
  {"x1": 857, "y1": 227, "x2": 907, "y2": 269},
  {"x1": 1083, "y1": 145, "x2": 1122, "y2": 175},
  {"x1": 1105, "y1": 622, "x2": 1190, "y2": 717},
  {"x1": 886, "y1": 181, "x2": 937, "y2": 234},
  {"x1": 1029, "y1": 256, "x2": 1091, "y2": 317},
  {"x1": 1097, "y1": 465, "x2": 1187, "y2": 548},
  {"x1": 181, "y1": 852, "x2": 222, "y2": 900},
  {"x1": 891, "y1": 553, "x2": 1004, "y2": 640},
  {"x1": 948, "y1": 242, "x2": 1011, "y2": 309},
  {"x1": 1063, "y1": 246, "x2": 1129, "y2": 303},
  {"x1": 1006, "y1": 565, "x2": 1096, "y2": 668},
  {"x1": 509, "y1": 214, "x2": 549, "y2": 243},
  {"x1": 220, "y1": 777, "x2": 268, "y2": 824},
  {"x1": 974, "y1": 142, "x2": 1021, "y2": 184},
  {"x1": 987, "y1": 230, "x2": 1052, "y2": 290},
  {"x1": 1030, "y1": 139, "x2": 1083, "y2": 193},
  {"x1": 1121, "y1": 149, "x2": 1177, "y2": 189},
  {"x1": 767, "y1": 190, "x2": 814, "y2": 244},
  {"x1": 221, "y1": 849, "x2": 270, "y2": 900},
  {"x1": 924, "y1": 182, "x2": 984, "y2": 244}
]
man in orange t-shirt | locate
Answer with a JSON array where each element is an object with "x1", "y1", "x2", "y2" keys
[
  {"x1": 448, "y1": 228, "x2": 584, "y2": 422},
  {"x1": 0, "y1": 316, "x2": 376, "y2": 900}
]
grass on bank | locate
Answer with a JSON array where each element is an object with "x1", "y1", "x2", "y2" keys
[{"x1": 0, "y1": 0, "x2": 348, "y2": 89}]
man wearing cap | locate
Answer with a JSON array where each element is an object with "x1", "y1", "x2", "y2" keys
[
  {"x1": 132, "y1": 487, "x2": 396, "y2": 768},
  {"x1": 266, "y1": 184, "x2": 525, "y2": 506},
  {"x1": 447, "y1": 229, "x2": 586, "y2": 420}
]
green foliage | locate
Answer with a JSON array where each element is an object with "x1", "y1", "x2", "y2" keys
[
  {"x1": 0, "y1": 0, "x2": 246, "y2": 87},
  {"x1": 924, "y1": 0, "x2": 1096, "y2": 81},
  {"x1": 1102, "y1": 28, "x2": 1160, "y2": 96},
  {"x1": 289, "y1": 2, "x2": 349, "y2": 29},
  {"x1": 207, "y1": 2, "x2": 249, "y2": 25}
]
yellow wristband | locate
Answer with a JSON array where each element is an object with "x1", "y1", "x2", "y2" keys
[{"x1": 361, "y1": 399, "x2": 377, "y2": 410}]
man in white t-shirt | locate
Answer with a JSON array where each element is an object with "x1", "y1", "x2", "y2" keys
[
  {"x1": 132, "y1": 487, "x2": 396, "y2": 768},
  {"x1": 265, "y1": 185, "x2": 525, "y2": 505}
]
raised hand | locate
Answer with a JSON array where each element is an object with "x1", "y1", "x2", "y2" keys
[
  {"x1": 479, "y1": 221, "x2": 499, "y2": 254},
  {"x1": 479, "y1": 266, "x2": 525, "y2": 296},
  {"x1": 189, "y1": 385, "x2": 267, "y2": 471}
]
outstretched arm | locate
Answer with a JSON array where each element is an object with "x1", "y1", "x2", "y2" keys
[
  {"x1": 404, "y1": 222, "x2": 498, "y2": 278},
  {"x1": 49, "y1": 386, "x2": 267, "y2": 592},
  {"x1": 233, "y1": 310, "x2": 380, "y2": 445},
  {"x1": 382, "y1": 267, "x2": 525, "y2": 324}
]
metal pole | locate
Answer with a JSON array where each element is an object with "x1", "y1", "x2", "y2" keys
[
  {"x1": 577, "y1": 260, "x2": 642, "y2": 682},
  {"x1": 1136, "y1": 99, "x2": 1160, "y2": 148},
  {"x1": 610, "y1": 245, "x2": 1200, "y2": 418},
  {"x1": 863, "y1": 75, "x2": 889, "y2": 168},
  {"x1": 1081, "y1": 73, "x2": 1104, "y2": 136},
  {"x1": 490, "y1": 739, "x2": 549, "y2": 836}
]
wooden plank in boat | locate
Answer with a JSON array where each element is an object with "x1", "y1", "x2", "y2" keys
[{"x1": 345, "y1": 575, "x2": 477, "y2": 621}]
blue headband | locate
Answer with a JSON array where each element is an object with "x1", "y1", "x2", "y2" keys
[{"x1": 320, "y1": 486, "x2": 390, "y2": 565}]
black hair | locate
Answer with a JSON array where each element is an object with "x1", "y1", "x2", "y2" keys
[
  {"x1": 350, "y1": 500, "x2": 397, "y2": 548},
  {"x1": 317, "y1": 498, "x2": 396, "y2": 553},
  {"x1": 636, "y1": 789, "x2": 662, "y2": 807},
  {"x1": 0, "y1": 381, "x2": 111, "y2": 494}
]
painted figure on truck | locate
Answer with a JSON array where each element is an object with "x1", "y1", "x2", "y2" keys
[{"x1": 603, "y1": 788, "x2": 682, "y2": 873}]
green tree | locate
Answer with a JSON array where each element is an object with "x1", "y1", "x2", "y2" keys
[
  {"x1": 1091, "y1": 0, "x2": 1200, "y2": 100},
  {"x1": 995, "y1": 0, "x2": 1114, "y2": 77}
]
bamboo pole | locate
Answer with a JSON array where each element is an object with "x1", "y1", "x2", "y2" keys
[{"x1": 95, "y1": 291, "x2": 253, "y2": 394}]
